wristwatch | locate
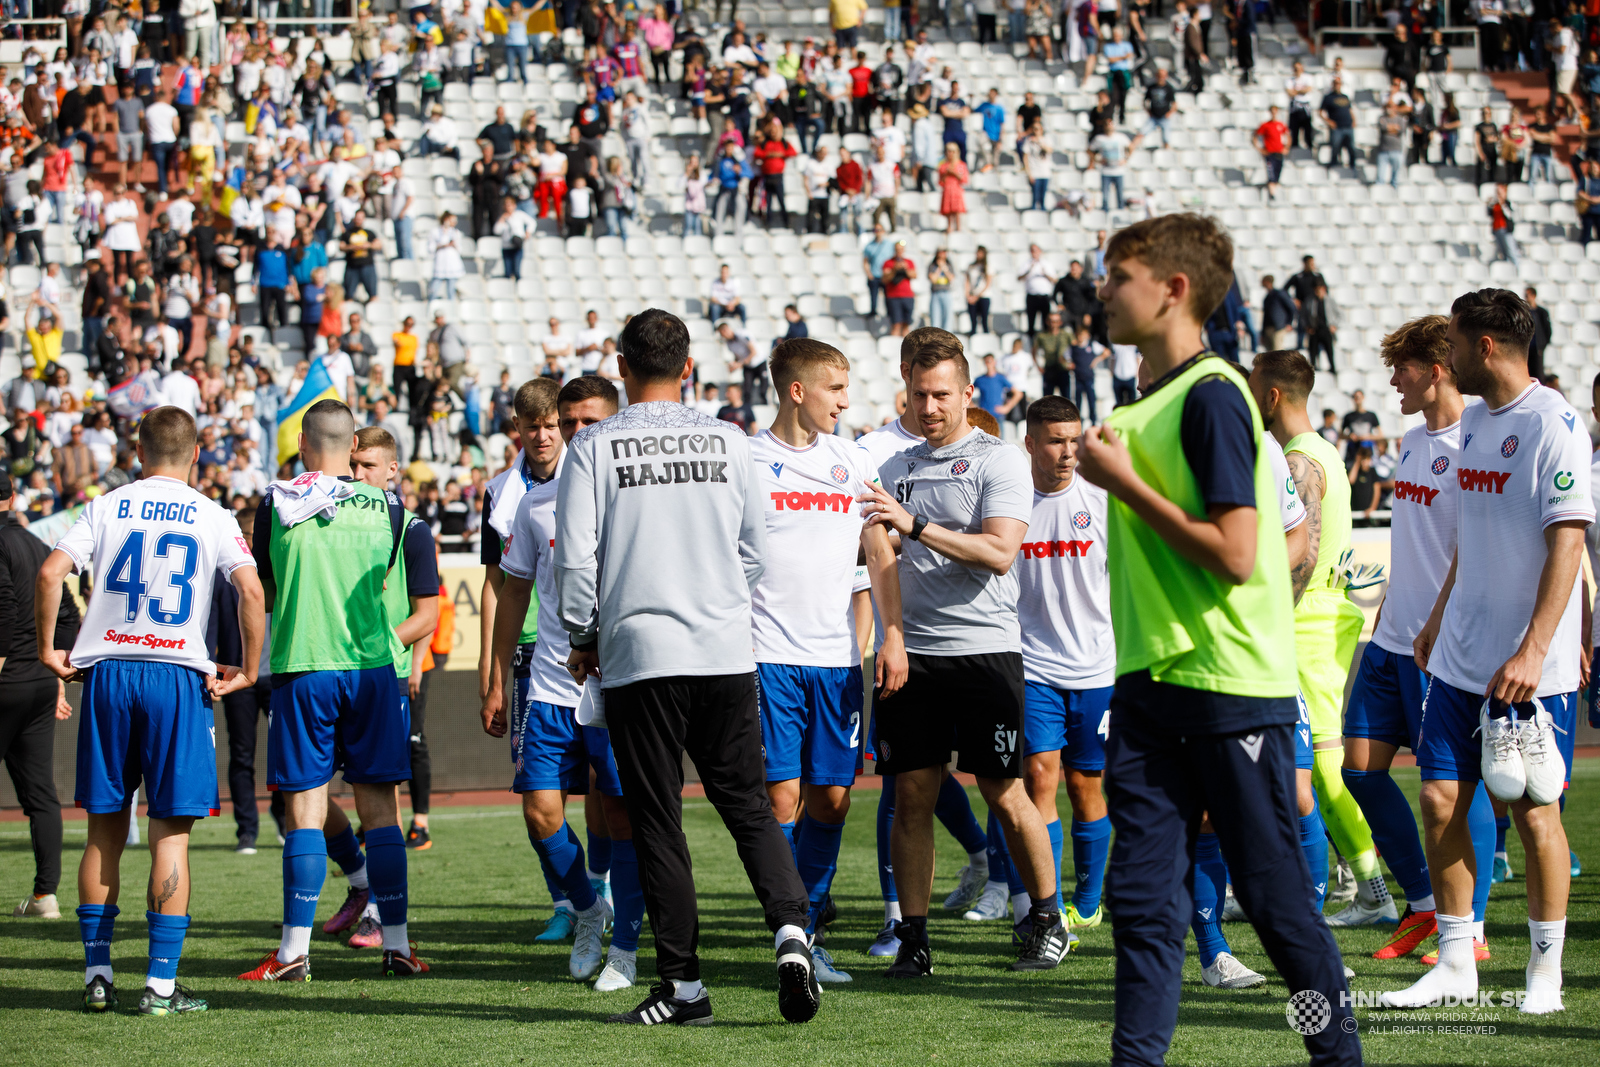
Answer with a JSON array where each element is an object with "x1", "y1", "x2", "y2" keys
[{"x1": 908, "y1": 514, "x2": 929, "y2": 542}]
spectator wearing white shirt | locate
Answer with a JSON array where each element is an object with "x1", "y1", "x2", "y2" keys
[
  {"x1": 1017, "y1": 242, "x2": 1057, "y2": 337},
  {"x1": 418, "y1": 104, "x2": 461, "y2": 158},
  {"x1": 574, "y1": 308, "x2": 608, "y2": 374},
  {"x1": 801, "y1": 145, "x2": 835, "y2": 233},
  {"x1": 723, "y1": 32, "x2": 759, "y2": 69},
  {"x1": 718, "y1": 319, "x2": 769, "y2": 405},
  {"x1": 144, "y1": 88, "x2": 180, "y2": 197},
  {"x1": 868, "y1": 143, "x2": 899, "y2": 231},
  {"x1": 708, "y1": 264, "x2": 746, "y2": 323},
  {"x1": 160, "y1": 356, "x2": 204, "y2": 415}
]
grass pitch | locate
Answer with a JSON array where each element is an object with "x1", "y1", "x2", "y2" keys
[{"x1": 1, "y1": 763, "x2": 1595, "y2": 1066}]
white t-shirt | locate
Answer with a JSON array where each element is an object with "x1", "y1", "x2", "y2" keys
[
  {"x1": 1430, "y1": 383, "x2": 1593, "y2": 698},
  {"x1": 498, "y1": 467, "x2": 583, "y2": 707},
  {"x1": 1263, "y1": 434, "x2": 1304, "y2": 533},
  {"x1": 160, "y1": 369, "x2": 203, "y2": 416},
  {"x1": 801, "y1": 156, "x2": 836, "y2": 200},
  {"x1": 1111, "y1": 343, "x2": 1140, "y2": 380},
  {"x1": 1285, "y1": 73, "x2": 1315, "y2": 110},
  {"x1": 576, "y1": 325, "x2": 607, "y2": 361},
  {"x1": 868, "y1": 160, "x2": 898, "y2": 198},
  {"x1": 104, "y1": 196, "x2": 141, "y2": 252},
  {"x1": 1586, "y1": 449, "x2": 1600, "y2": 644},
  {"x1": 1371, "y1": 418, "x2": 1462, "y2": 657},
  {"x1": 56, "y1": 476, "x2": 256, "y2": 674},
  {"x1": 1020, "y1": 257, "x2": 1055, "y2": 296},
  {"x1": 1089, "y1": 131, "x2": 1131, "y2": 177},
  {"x1": 1557, "y1": 26, "x2": 1578, "y2": 71},
  {"x1": 317, "y1": 352, "x2": 357, "y2": 400},
  {"x1": 873, "y1": 123, "x2": 906, "y2": 164},
  {"x1": 1016, "y1": 478, "x2": 1116, "y2": 689},
  {"x1": 753, "y1": 73, "x2": 788, "y2": 101},
  {"x1": 748, "y1": 430, "x2": 878, "y2": 668},
  {"x1": 145, "y1": 101, "x2": 179, "y2": 143},
  {"x1": 164, "y1": 197, "x2": 195, "y2": 234}
]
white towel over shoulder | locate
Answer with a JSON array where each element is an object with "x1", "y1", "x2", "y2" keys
[{"x1": 266, "y1": 470, "x2": 357, "y2": 529}]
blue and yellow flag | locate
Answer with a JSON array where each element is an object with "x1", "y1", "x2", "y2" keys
[{"x1": 276, "y1": 358, "x2": 342, "y2": 466}]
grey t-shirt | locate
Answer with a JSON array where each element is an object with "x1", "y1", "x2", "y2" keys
[
  {"x1": 113, "y1": 95, "x2": 145, "y2": 134},
  {"x1": 877, "y1": 428, "x2": 1032, "y2": 656},
  {"x1": 556, "y1": 401, "x2": 767, "y2": 688}
]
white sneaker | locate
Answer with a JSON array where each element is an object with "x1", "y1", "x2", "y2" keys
[
  {"x1": 963, "y1": 882, "x2": 1008, "y2": 921},
  {"x1": 1522, "y1": 961, "x2": 1564, "y2": 1015},
  {"x1": 1325, "y1": 898, "x2": 1399, "y2": 927},
  {"x1": 1220, "y1": 885, "x2": 1247, "y2": 922},
  {"x1": 1327, "y1": 857, "x2": 1357, "y2": 907},
  {"x1": 570, "y1": 898, "x2": 613, "y2": 980},
  {"x1": 1202, "y1": 952, "x2": 1266, "y2": 989},
  {"x1": 811, "y1": 944, "x2": 852, "y2": 983},
  {"x1": 942, "y1": 863, "x2": 989, "y2": 911},
  {"x1": 1517, "y1": 707, "x2": 1567, "y2": 807},
  {"x1": 12, "y1": 894, "x2": 60, "y2": 919},
  {"x1": 1344, "y1": 964, "x2": 1356, "y2": 981},
  {"x1": 593, "y1": 947, "x2": 636, "y2": 991},
  {"x1": 1479, "y1": 705, "x2": 1527, "y2": 802}
]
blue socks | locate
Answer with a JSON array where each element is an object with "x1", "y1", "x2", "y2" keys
[
  {"x1": 1495, "y1": 813, "x2": 1509, "y2": 855},
  {"x1": 587, "y1": 829, "x2": 612, "y2": 877},
  {"x1": 326, "y1": 824, "x2": 367, "y2": 884},
  {"x1": 1343, "y1": 767, "x2": 1431, "y2": 904},
  {"x1": 877, "y1": 776, "x2": 897, "y2": 904},
  {"x1": 797, "y1": 815, "x2": 846, "y2": 935},
  {"x1": 1191, "y1": 833, "x2": 1230, "y2": 968},
  {"x1": 529, "y1": 822, "x2": 597, "y2": 912},
  {"x1": 987, "y1": 811, "x2": 1025, "y2": 896},
  {"x1": 1046, "y1": 819, "x2": 1064, "y2": 912},
  {"x1": 146, "y1": 911, "x2": 189, "y2": 992},
  {"x1": 609, "y1": 838, "x2": 646, "y2": 952},
  {"x1": 1469, "y1": 781, "x2": 1496, "y2": 923},
  {"x1": 779, "y1": 820, "x2": 798, "y2": 864},
  {"x1": 936, "y1": 775, "x2": 988, "y2": 856},
  {"x1": 78, "y1": 903, "x2": 118, "y2": 982},
  {"x1": 364, "y1": 824, "x2": 409, "y2": 934},
  {"x1": 1300, "y1": 807, "x2": 1330, "y2": 910},
  {"x1": 1070, "y1": 816, "x2": 1111, "y2": 916},
  {"x1": 283, "y1": 828, "x2": 326, "y2": 929}
]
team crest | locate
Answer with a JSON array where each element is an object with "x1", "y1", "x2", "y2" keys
[
  {"x1": 830, "y1": 464, "x2": 850, "y2": 483},
  {"x1": 1431, "y1": 456, "x2": 1450, "y2": 476},
  {"x1": 1072, "y1": 511, "x2": 1092, "y2": 530},
  {"x1": 1501, "y1": 435, "x2": 1519, "y2": 458},
  {"x1": 950, "y1": 459, "x2": 970, "y2": 475}
]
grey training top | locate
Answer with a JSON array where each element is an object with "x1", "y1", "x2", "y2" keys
[
  {"x1": 555, "y1": 401, "x2": 767, "y2": 688},
  {"x1": 877, "y1": 428, "x2": 1032, "y2": 656}
]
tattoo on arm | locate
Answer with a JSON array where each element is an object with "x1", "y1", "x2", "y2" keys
[
  {"x1": 1286, "y1": 451, "x2": 1324, "y2": 605},
  {"x1": 149, "y1": 864, "x2": 180, "y2": 911}
]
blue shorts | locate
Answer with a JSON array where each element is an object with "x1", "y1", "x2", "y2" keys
[
  {"x1": 1022, "y1": 680, "x2": 1113, "y2": 770},
  {"x1": 597, "y1": 85, "x2": 616, "y2": 103},
  {"x1": 511, "y1": 645, "x2": 622, "y2": 795},
  {"x1": 1295, "y1": 691, "x2": 1314, "y2": 771},
  {"x1": 1417, "y1": 678, "x2": 1576, "y2": 787},
  {"x1": 1345, "y1": 643, "x2": 1429, "y2": 750},
  {"x1": 75, "y1": 660, "x2": 218, "y2": 819},
  {"x1": 268, "y1": 666, "x2": 409, "y2": 791},
  {"x1": 756, "y1": 662, "x2": 864, "y2": 787}
]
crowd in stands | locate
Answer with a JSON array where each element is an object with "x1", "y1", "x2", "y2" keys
[{"x1": 0, "y1": 0, "x2": 1596, "y2": 539}]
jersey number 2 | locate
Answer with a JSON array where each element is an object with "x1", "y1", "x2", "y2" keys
[{"x1": 104, "y1": 530, "x2": 200, "y2": 626}]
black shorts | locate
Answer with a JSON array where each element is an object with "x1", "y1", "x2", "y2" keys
[
  {"x1": 872, "y1": 651, "x2": 1025, "y2": 779},
  {"x1": 886, "y1": 296, "x2": 914, "y2": 325}
]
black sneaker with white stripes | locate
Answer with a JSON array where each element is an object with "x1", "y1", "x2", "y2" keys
[
  {"x1": 1011, "y1": 911, "x2": 1074, "y2": 971},
  {"x1": 884, "y1": 924, "x2": 933, "y2": 979},
  {"x1": 606, "y1": 982, "x2": 714, "y2": 1026},
  {"x1": 776, "y1": 935, "x2": 821, "y2": 1023}
]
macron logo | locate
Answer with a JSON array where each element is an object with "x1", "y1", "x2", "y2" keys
[
  {"x1": 1198, "y1": 907, "x2": 1213, "y2": 920},
  {"x1": 1457, "y1": 468, "x2": 1512, "y2": 494},
  {"x1": 1238, "y1": 734, "x2": 1264, "y2": 763}
]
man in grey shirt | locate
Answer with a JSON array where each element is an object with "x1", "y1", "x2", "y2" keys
[
  {"x1": 111, "y1": 82, "x2": 146, "y2": 189},
  {"x1": 860, "y1": 329, "x2": 1069, "y2": 977},
  {"x1": 556, "y1": 308, "x2": 820, "y2": 1028},
  {"x1": 428, "y1": 311, "x2": 468, "y2": 397}
]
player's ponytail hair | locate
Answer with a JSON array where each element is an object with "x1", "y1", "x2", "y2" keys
[
  {"x1": 770, "y1": 337, "x2": 850, "y2": 394},
  {"x1": 137, "y1": 405, "x2": 198, "y2": 468}
]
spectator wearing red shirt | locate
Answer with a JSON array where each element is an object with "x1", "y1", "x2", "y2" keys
[
  {"x1": 834, "y1": 146, "x2": 865, "y2": 235},
  {"x1": 1253, "y1": 105, "x2": 1289, "y2": 200},
  {"x1": 40, "y1": 142, "x2": 73, "y2": 227},
  {"x1": 882, "y1": 240, "x2": 917, "y2": 337},
  {"x1": 753, "y1": 127, "x2": 796, "y2": 230},
  {"x1": 849, "y1": 51, "x2": 874, "y2": 134}
]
